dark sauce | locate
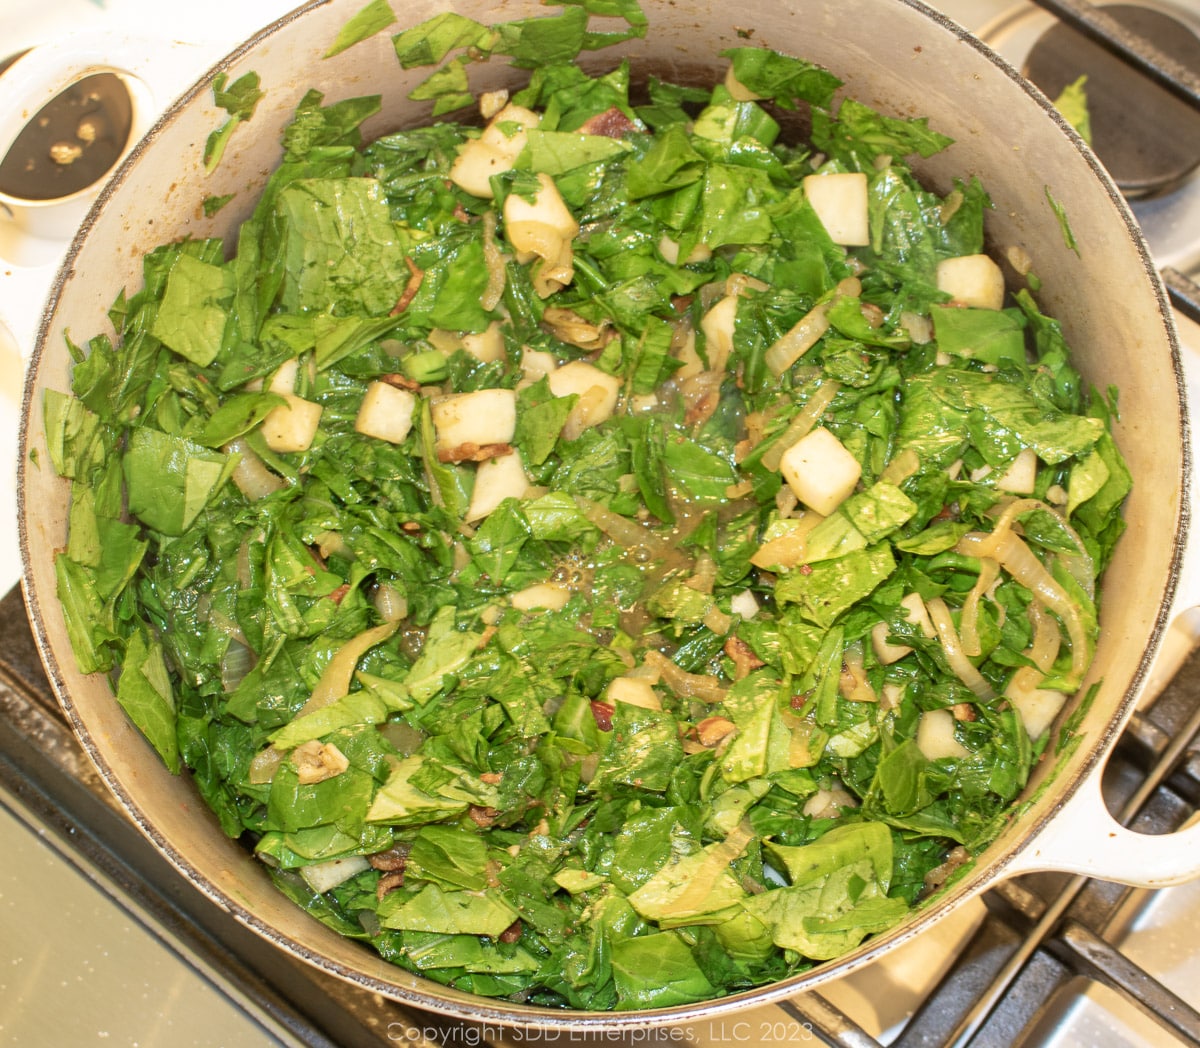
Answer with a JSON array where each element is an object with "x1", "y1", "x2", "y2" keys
[{"x1": 0, "y1": 71, "x2": 133, "y2": 201}]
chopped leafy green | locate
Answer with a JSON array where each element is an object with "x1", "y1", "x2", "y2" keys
[
  {"x1": 44, "y1": 4, "x2": 1130, "y2": 1013},
  {"x1": 324, "y1": 0, "x2": 396, "y2": 58},
  {"x1": 204, "y1": 71, "x2": 264, "y2": 174},
  {"x1": 1045, "y1": 186, "x2": 1081, "y2": 256},
  {"x1": 1053, "y1": 75, "x2": 1092, "y2": 146}
]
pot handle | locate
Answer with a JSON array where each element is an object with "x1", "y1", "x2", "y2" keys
[
  {"x1": 0, "y1": 32, "x2": 226, "y2": 357},
  {"x1": 1007, "y1": 315, "x2": 1200, "y2": 887},
  {"x1": 1004, "y1": 749, "x2": 1200, "y2": 888},
  {"x1": 1002, "y1": 618, "x2": 1200, "y2": 887}
]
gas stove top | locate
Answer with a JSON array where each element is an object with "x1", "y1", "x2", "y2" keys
[{"x1": 3, "y1": 2, "x2": 1200, "y2": 1046}]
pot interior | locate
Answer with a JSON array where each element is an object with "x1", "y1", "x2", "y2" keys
[{"x1": 17, "y1": 0, "x2": 1187, "y2": 1027}]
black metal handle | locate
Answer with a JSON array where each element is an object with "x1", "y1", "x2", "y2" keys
[
  {"x1": 1164, "y1": 267, "x2": 1200, "y2": 328},
  {"x1": 1029, "y1": 0, "x2": 1200, "y2": 112}
]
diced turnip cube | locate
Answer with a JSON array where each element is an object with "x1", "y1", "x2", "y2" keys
[
  {"x1": 547, "y1": 360, "x2": 622, "y2": 440},
  {"x1": 657, "y1": 235, "x2": 713, "y2": 265},
  {"x1": 802, "y1": 785, "x2": 858, "y2": 817},
  {"x1": 448, "y1": 104, "x2": 540, "y2": 199},
  {"x1": 262, "y1": 394, "x2": 323, "y2": 454},
  {"x1": 519, "y1": 348, "x2": 558, "y2": 383},
  {"x1": 803, "y1": 172, "x2": 870, "y2": 246},
  {"x1": 355, "y1": 381, "x2": 417, "y2": 445},
  {"x1": 995, "y1": 447, "x2": 1038, "y2": 494},
  {"x1": 936, "y1": 253, "x2": 1006, "y2": 310},
  {"x1": 606, "y1": 676, "x2": 663, "y2": 710},
  {"x1": 699, "y1": 295, "x2": 738, "y2": 374},
  {"x1": 462, "y1": 322, "x2": 506, "y2": 363},
  {"x1": 730, "y1": 589, "x2": 760, "y2": 620},
  {"x1": 1009, "y1": 687, "x2": 1067, "y2": 740},
  {"x1": 429, "y1": 321, "x2": 507, "y2": 364},
  {"x1": 504, "y1": 173, "x2": 579, "y2": 259},
  {"x1": 916, "y1": 708, "x2": 970, "y2": 760},
  {"x1": 880, "y1": 682, "x2": 905, "y2": 712},
  {"x1": 466, "y1": 450, "x2": 530, "y2": 522},
  {"x1": 431, "y1": 388, "x2": 517, "y2": 453},
  {"x1": 300, "y1": 855, "x2": 370, "y2": 893},
  {"x1": 511, "y1": 582, "x2": 571, "y2": 612},
  {"x1": 871, "y1": 592, "x2": 936, "y2": 664},
  {"x1": 268, "y1": 357, "x2": 301, "y2": 395},
  {"x1": 447, "y1": 141, "x2": 511, "y2": 199},
  {"x1": 778, "y1": 427, "x2": 862, "y2": 516},
  {"x1": 479, "y1": 104, "x2": 540, "y2": 155},
  {"x1": 478, "y1": 89, "x2": 509, "y2": 121}
]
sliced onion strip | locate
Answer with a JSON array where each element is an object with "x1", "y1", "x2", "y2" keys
[
  {"x1": 299, "y1": 620, "x2": 401, "y2": 719},
  {"x1": 1006, "y1": 602, "x2": 1063, "y2": 701},
  {"x1": 644, "y1": 650, "x2": 727, "y2": 704},
  {"x1": 957, "y1": 528, "x2": 1090, "y2": 686},
  {"x1": 226, "y1": 438, "x2": 286, "y2": 500},
  {"x1": 764, "y1": 301, "x2": 831, "y2": 376},
  {"x1": 480, "y1": 210, "x2": 506, "y2": 311},
  {"x1": 764, "y1": 276, "x2": 861, "y2": 377},
  {"x1": 959, "y1": 557, "x2": 1000, "y2": 658},
  {"x1": 926, "y1": 596, "x2": 996, "y2": 701}
]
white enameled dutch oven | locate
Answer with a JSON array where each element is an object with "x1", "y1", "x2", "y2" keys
[{"x1": 14, "y1": 0, "x2": 1200, "y2": 1031}]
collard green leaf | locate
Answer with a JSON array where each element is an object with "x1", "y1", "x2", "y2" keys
[
  {"x1": 324, "y1": 0, "x2": 396, "y2": 58},
  {"x1": 276, "y1": 178, "x2": 410, "y2": 316},
  {"x1": 116, "y1": 629, "x2": 180, "y2": 773},
  {"x1": 123, "y1": 428, "x2": 238, "y2": 536},
  {"x1": 150, "y1": 253, "x2": 234, "y2": 367},
  {"x1": 204, "y1": 71, "x2": 264, "y2": 173}
]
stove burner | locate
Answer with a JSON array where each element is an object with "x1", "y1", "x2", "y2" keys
[
  {"x1": 0, "y1": 71, "x2": 133, "y2": 203},
  {"x1": 1023, "y1": 3, "x2": 1200, "y2": 197}
]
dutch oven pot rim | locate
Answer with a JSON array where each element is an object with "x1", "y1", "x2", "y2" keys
[{"x1": 14, "y1": 0, "x2": 1200, "y2": 1029}]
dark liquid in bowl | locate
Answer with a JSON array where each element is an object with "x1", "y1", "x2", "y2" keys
[{"x1": 0, "y1": 71, "x2": 133, "y2": 202}]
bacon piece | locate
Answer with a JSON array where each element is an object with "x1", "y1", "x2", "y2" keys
[
  {"x1": 436, "y1": 441, "x2": 514, "y2": 464},
  {"x1": 498, "y1": 919, "x2": 524, "y2": 944},
  {"x1": 723, "y1": 636, "x2": 765, "y2": 679},
  {"x1": 380, "y1": 372, "x2": 421, "y2": 391},
  {"x1": 578, "y1": 106, "x2": 638, "y2": 139},
  {"x1": 468, "y1": 804, "x2": 501, "y2": 828},
  {"x1": 391, "y1": 257, "x2": 424, "y2": 315},
  {"x1": 695, "y1": 716, "x2": 737, "y2": 748},
  {"x1": 376, "y1": 870, "x2": 406, "y2": 900},
  {"x1": 590, "y1": 700, "x2": 615, "y2": 732},
  {"x1": 367, "y1": 844, "x2": 410, "y2": 872}
]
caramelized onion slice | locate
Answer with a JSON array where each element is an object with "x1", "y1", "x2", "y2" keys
[
  {"x1": 957, "y1": 528, "x2": 1091, "y2": 687},
  {"x1": 926, "y1": 596, "x2": 996, "y2": 701},
  {"x1": 298, "y1": 619, "x2": 401, "y2": 720}
]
